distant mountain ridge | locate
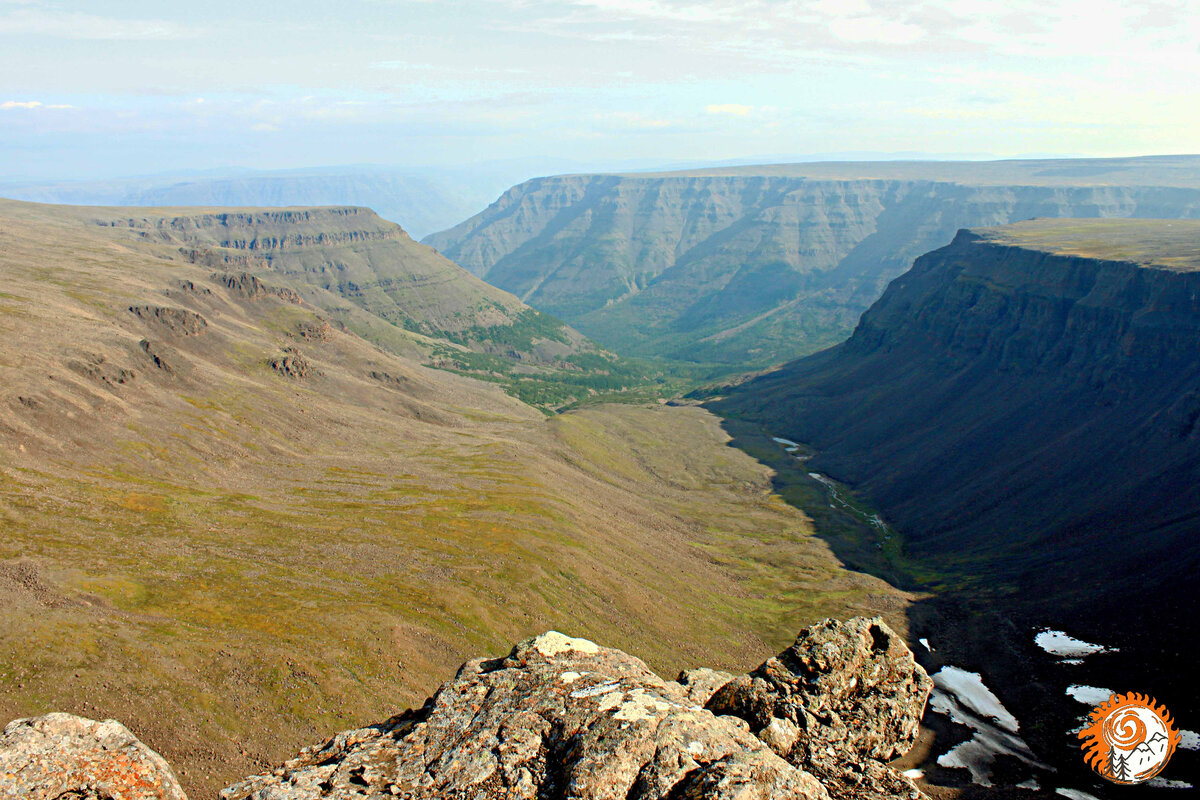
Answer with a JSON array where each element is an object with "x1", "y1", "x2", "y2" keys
[
  {"x1": 424, "y1": 156, "x2": 1200, "y2": 366},
  {"x1": 0, "y1": 169, "x2": 492, "y2": 239}
]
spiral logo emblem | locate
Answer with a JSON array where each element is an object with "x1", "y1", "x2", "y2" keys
[
  {"x1": 1103, "y1": 707, "x2": 1147, "y2": 750},
  {"x1": 1079, "y1": 692, "x2": 1179, "y2": 784}
]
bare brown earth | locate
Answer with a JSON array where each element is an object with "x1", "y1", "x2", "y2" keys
[{"x1": 0, "y1": 199, "x2": 912, "y2": 798}]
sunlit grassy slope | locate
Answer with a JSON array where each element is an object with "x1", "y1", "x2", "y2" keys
[
  {"x1": 0, "y1": 198, "x2": 910, "y2": 797},
  {"x1": 974, "y1": 217, "x2": 1200, "y2": 270}
]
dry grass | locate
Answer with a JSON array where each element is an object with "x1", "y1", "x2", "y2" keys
[
  {"x1": 974, "y1": 218, "x2": 1200, "y2": 272},
  {"x1": 0, "y1": 199, "x2": 912, "y2": 797}
]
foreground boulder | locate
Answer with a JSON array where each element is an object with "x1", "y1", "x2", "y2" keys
[
  {"x1": 221, "y1": 632, "x2": 827, "y2": 800},
  {"x1": 707, "y1": 618, "x2": 932, "y2": 799},
  {"x1": 0, "y1": 618, "x2": 928, "y2": 799},
  {"x1": 222, "y1": 617, "x2": 929, "y2": 800},
  {"x1": 0, "y1": 712, "x2": 186, "y2": 800}
]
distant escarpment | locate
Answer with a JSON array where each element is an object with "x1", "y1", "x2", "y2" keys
[
  {"x1": 114, "y1": 207, "x2": 583, "y2": 356},
  {"x1": 104, "y1": 205, "x2": 644, "y2": 409},
  {"x1": 2, "y1": 619, "x2": 931, "y2": 800},
  {"x1": 425, "y1": 156, "x2": 1200, "y2": 365},
  {"x1": 1, "y1": 167, "x2": 492, "y2": 240},
  {"x1": 715, "y1": 219, "x2": 1200, "y2": 619}
]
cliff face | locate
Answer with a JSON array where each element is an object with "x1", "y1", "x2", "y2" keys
[
  {"x1": 716, "y1": 220, "x2": 1200, "y2": 610},
  {"x1": 425, "y1": 161, "x2": 1200, "y2": 365},
  {"x1": 112, "y1": 206, "x2": 589, "y2": 357}
]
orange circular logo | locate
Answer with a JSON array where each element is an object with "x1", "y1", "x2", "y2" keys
[{"x1": 1078, "y1": 692, "x2": 1180, "y2": 784}]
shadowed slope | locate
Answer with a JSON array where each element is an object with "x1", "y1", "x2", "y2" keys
[{"x1": 711, "y1": 222, "x2": 1200, "y2": 739}]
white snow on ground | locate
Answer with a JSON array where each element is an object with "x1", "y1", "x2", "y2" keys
[
  {"x1": 1055, "y1": 790, "x2": 1100, "y2": 800},
  {"x1": 1147, "y1": 778, "x2": 1195, "y2": 789},
  {"x1": 929, "y1": 666, "x2": 1048, "y2": 786},
  {"x1": 1035, "y1": 629, "x2": 1114, "y2": 659},
  {"x1": 902, "y1": 769, "x2": 924, "y2": 779},
  {"x1": 919, "y1": 638, "x2": 932, "y2": 652},
  {"x1": 1066, "y1": 685, "x2": 1114, "y2": 705},
  {"x1": 933, "y1": 667, "x2": 1019, "y2": 732},
  {"x1": 1179, "y1": 729, "x2": 1200, "y2": 750},
  {"x1": 771, "y1": 437, "x2": 800, "y2": 448}
]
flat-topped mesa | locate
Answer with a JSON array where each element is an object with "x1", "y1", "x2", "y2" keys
[
  {"x1": 0, "y1": 618, "x2": 932, "y2": 800},
  {"x1": 970, "y1": 217, "x2": 1200, "y2": 271},
  {"x1": 86, "y1": 203, "x2": 599, "y2": 365},
  {"x1": 110, "y1": 206, "x2": 406, "y2": 253}
]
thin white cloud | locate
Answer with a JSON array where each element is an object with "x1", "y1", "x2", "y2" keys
[
  {"x1": 705, "y1": 103, "x2": 753, "y2": 116},
  {"x1": 0, "y1": 8, "x2": 196, "y2": 40},
  {"x1": 1, "y1": 99, "x2": 72, "y2": 109}
]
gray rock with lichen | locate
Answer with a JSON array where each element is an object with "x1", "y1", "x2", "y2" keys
[
  {"x1": 0, "y1": 618, "x2": 930, "y2": 800},
  {"x1": 707, "y1": 617, "x2": 932, "y2": 799},
  {"x1": 222, "y1": 619, "x2": 929, "y2": 799},
  {"x1": 0, "y1": 712, "x2": 187, "y2": 800},
  {"x1": 220, "y1": 631, "x2": 828, "y2": 799}
]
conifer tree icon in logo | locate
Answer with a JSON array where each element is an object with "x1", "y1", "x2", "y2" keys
[{"x1": 1079, "y1": 692, "x2": 1180, "y2": 783}]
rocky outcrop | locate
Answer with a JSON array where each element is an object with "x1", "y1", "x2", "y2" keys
[
  {"x1": 221, "y1": 618, "x2": 927, "y2": 800},
  {"x1": 0, "y1": 620, "x2": 926, "y2": 800},
  {"x1": 424, "y1": 158, "x2": 1200, "y2": 365},
  {"x1": 128, "y1": 306, "x2": 208, "y2": 337},
  {"x1": 706, "y1": 618, "x2": 930, "y2": 800},
  {"x1": 213, "y1": 272, "x2": 303, "y2": 304},
  {"x1": 0, "y1": 712, "x2": 186, "y2": 800},
  {"x1": 269, "y1": 351, "x2": 312, "y2": 379}
]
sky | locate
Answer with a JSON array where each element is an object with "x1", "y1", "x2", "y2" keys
[{"x1": 1, "y1": 0, "x2": 1198, "y2": 180}]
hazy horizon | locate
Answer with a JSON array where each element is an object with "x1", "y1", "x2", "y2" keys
[{"x1": 2, "y1": 0, "x2": 1197, "y2": 182}]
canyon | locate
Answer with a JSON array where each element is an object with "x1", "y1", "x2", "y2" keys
[{"x1": 426, "y1": 156, "x2": 1200, "y2": 367}]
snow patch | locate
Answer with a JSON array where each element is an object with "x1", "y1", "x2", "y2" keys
[
  {"x1": 933, "y1": 667, "x2": 1018, "y2": 732},
  {"x1": 1055, "y1": 790, "x2": 1101, "y2": 800},
  {"x1": 1066, "y1": 685, "x2": 1114, "y2": 706},
  {"x1": 1147, "y1": 778, "x2": 1194, "y2": 789},
  {"x1": 1035, "y1": 629, "x2": 1114, "y2": 659},
  {"x1": 928, "y1": 666, "x2": 1048, "y2": 786}
]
